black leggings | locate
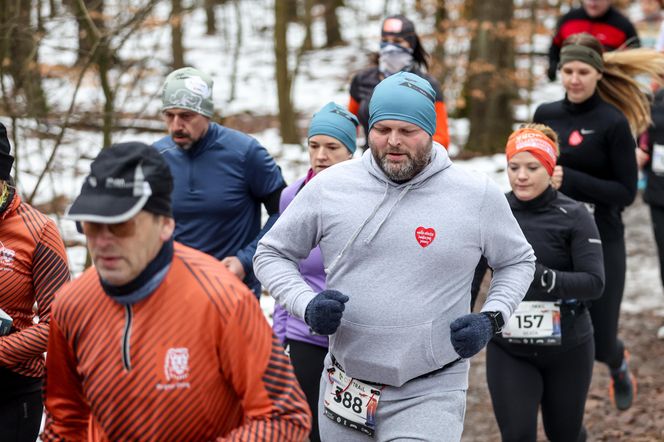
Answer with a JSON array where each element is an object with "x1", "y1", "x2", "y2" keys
[
  {"x1": 650, "y1": 205, "x2": 664, "y2": 289},
  {"x1": 590, "y1": 236, "x2": 626, "y2": 369},
  {"x1": 486, "y1": 340, "x2": 594, "y2": 442},
  {"x1": 286, "y1": 339, "x2": 327, "y2": 442},
  {"x1": 0, "y1": 389, "x2": 43, "y2": 442}
]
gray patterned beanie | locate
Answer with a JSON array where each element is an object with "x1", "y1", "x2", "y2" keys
[{"x1": 161, "y1": 67, "x2": 214, "y2": 118}]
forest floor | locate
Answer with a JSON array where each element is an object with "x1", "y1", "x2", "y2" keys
[{"x1": 464, "y1": 195, "x2": 664, "y2": 442}]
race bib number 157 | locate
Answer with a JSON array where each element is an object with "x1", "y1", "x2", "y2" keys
[{"x1": 501, "y1": 301, "x2": 561, "y2": 345}]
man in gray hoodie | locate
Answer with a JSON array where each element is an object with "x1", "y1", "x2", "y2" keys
[{"x1": 254, "y1": 72, "x2": 535, "y2": 441}]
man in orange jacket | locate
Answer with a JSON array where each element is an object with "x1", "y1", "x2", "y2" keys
[{"x1": 42, "y1": 142, "x2": 311, "y2": 441}]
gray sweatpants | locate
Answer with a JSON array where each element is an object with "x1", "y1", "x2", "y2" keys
[{"x1": 317, "y1": 355, "x2": 469, "y2": 441}]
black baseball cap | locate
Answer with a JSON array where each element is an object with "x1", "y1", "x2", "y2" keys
[
  {"x1": 381, "y1": 15, "x2": 417, "y2": 49},
  {"x1": 66, "y1": 142, "x2": 173, "y2": 223}
]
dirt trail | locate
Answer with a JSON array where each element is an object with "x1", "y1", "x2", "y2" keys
[{"x1": 463, "y1": 196, "x2": 664, "y2": 442}]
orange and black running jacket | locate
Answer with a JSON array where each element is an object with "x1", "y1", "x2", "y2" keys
[
  {"x1": 43, "y1": 242, "x2": 311, "y2": 441},
  {"x1": 0, "y1": 192, "x2": 69, "y2": 381}
]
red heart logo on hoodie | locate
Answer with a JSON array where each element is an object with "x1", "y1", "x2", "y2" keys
[
  {"x1": 568, "y1": 130, "x2": 583, "y2": 147},
  {"x1": 415, "y1": 227, "x2": 436, "y2": 248}
]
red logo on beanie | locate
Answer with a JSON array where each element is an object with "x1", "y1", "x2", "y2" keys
[
  {"x1": 568, "y1": 130, "x2": 583, "y2": 147},
  {"x1": 415, "y1": 227, "x2": 436, "y2": 248}
]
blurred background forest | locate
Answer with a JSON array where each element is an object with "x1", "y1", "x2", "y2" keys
[
  {"x1": 4, "y1": 2, "x2": 664, "y2": 440},
  {"x1": 0, "y1": 0, "x2": 591, "y2": 207}
]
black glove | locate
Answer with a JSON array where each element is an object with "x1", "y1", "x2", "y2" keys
[
  {"x1": 449, "y1": 313, "x2": 493, "y2": 359},
  {"x1": 304, "y1": 290, "x2": 349, "y2": 335},
  {"x1": 534, "y1": 262, "x2": 557, "y2": 293},
  {"x1": 547, "y1": 63, "x2": 557, "y2": 82}
]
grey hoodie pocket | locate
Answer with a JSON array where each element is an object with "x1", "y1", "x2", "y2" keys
[{"x1": 330, "y1": 319, "x2": 442, "y2": 387}]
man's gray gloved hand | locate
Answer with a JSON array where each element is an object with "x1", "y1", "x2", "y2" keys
[
  {"x1": 450, "y1": 313, "x2": 493, "y2": 359},
  {"x1": 304, "y1": 290, "x2": 349, "y2": 335}
]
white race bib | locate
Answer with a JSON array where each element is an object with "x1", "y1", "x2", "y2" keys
[
  {"x1": 652, "y1": 143, "x2": 664, "y2": 174},
  {"x1": 323, "y1": 363, "x2": 382, "y2": 437},
  {"x1": 501, "y1": 301, "x2": 561, "y2": 345}
]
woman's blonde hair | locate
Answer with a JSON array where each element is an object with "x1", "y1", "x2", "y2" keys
[
  {"x1": 562, "y1": 33, "x2": 664, "y2": 134},
  {"x1": 518, "y1": 123, "x2": 559, "y2": 148},
  {"x1": 0, "y1": 181, "x2": 8, "y2": 208}
]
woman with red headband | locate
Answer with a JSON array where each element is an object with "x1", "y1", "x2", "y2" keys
[
  {"x1": 484, "y1": 124, "x2": 604, "y2": 442},
  {"x1": 533, "y1": 32, "x2": 664, "y2": 411}
]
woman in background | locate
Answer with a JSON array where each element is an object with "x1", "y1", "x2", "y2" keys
[
  {"x1": 348, "y1": 14, "x2": 449, "y2": 149},
  {"x1": 485, "y1": 124, "x2": 604, "y2": 442},
  {"x1": 534, "y1": 32, "x2": 664, "y2": 410},
  {"x1": 272, "y1": 102, "x2": 358, "y2": 442}
]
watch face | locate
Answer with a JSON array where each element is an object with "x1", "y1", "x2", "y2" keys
[{"x1": 495, "y1": 312, "x2": 505, "y2": 328}]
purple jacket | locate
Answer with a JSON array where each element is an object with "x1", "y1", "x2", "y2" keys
[{"x1": 272, "y1": 172, "x2": 328, "y2": 348}]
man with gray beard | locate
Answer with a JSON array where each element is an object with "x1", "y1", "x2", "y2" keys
[{"x1": 254, "y1": 72, "x2": 535, "y2": 441}]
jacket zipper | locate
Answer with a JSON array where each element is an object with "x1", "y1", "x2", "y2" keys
[
  {"x1": 122, "y1": 305, "x2": 133, "y2": 371},
  {"x1": 188, "y1": 157, "x2": 194, "y2": 191}
]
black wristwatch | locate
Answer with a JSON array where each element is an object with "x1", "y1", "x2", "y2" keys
[{"x1": 481, "y1": 311, "x2": 505, "y2": 334}]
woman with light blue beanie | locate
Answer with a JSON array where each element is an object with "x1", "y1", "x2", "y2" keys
[{"x1": 272, "y1": 102, "x2": 358, "y2": 442}]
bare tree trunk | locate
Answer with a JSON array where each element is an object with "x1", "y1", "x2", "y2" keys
[
  {"x1": 431, "y1": 0, "x2": 447, "y2": 87},
  {"x1": 415, "y1": 0, "x2": 425, "y2": 15},
  {"x1": 98, "y1": 47, "x2": 114, "y2": 147},
  {"x1": 275, "y1": 0, "x2": 299, "y2": 143},
  {"x1": 286, "y1": 0, "x2": 298, "y2": 22},
  {"x1": 464, "y1": 0, "x2": 515, "y2": 154},
  {"x1": 205, "y1": 0, "x2": 216, "y2": 35},
  {"x1": 526, "y1": 0, "x2": 537, "y2": 112},
  {"x1": 322, "y1": 0, "x2": 344, "y2": 47},
  {"x1": 66, "y1": 0, "x2": 105, "y2": 64},
  {"x1": 72, "y1": 0, "x2": 114, "y2": 146},
  {"x1": 302, "y1": 0, "x2": 314, "y2": 51},
  {"x1": 37, "y1": 0, "x2": 45, "y2": 32},
  {"x1": 171, "y1": 0, "x2": 185, "y2": 68},
  {"x1": 228, "y1": 0, "x2": 242, "y2": 102},
  {"x1": 1, "y1": 0, "x2": 48, "y2": 118}
]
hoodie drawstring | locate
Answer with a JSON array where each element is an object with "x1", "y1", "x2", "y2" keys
[
  {"x1": 325, "y1": 182, "x2": 413, "y2": 274},
  {"x1": 364, "y1": 184, "x2": 412, "y2": 243},
  {"x1": 325, "y1": 182, "x2": 390, "y2": 274}
]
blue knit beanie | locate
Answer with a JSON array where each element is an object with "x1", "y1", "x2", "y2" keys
[
  {"x1": 368, "y1": 71, "x2": 436, "y2": 136},
  {"x1": 308, "y1": 102, "x2": 359, "y2": 154}
]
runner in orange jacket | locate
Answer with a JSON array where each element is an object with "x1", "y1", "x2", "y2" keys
[
  {"x1": 0, "y1": 122, "x2": 70, "y2": 442},
  {"x1": 42, "y1": 142, "x2": 311, "y2": 441}
]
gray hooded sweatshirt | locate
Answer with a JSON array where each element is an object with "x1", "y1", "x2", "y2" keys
[{"x1": 254, "y1": 145, "x2": 535, "y2": 388}]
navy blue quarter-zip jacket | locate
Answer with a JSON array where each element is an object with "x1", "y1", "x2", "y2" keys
[{"x1": 154, "y1": 123, "x2": 285, "y2": 290}]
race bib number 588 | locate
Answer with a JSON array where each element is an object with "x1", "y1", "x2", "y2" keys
[{"x1": 323, "y1": 364, "x2": 381, "y2": 437}]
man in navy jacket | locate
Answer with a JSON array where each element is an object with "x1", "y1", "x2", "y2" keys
[{"x1": 154, "y1": 67, "x2": 285, "y2": 297}]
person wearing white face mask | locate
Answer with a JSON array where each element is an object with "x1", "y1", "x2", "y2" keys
[{"x1": 348, "y1": 15, "x2": 450, "y2": 150}]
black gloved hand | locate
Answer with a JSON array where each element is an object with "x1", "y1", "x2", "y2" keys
[
  {"x1": 450, "y1": 313, "x2": 493, "y2": 359},
  {"x1": 304, "y1": 290, "x2": 349, "y2": 335},
  {"x1": 534, "y1": 262, "x2": 557, "y2": 293},
  {"x1": 547, "y1": 63, "x2": 557, "y2": 82}
]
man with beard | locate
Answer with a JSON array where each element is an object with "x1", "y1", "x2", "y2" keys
[
  {"x1": 254, "y1": 72, "x2": 535, "y2": 441},
  {"x1": 153, "y1": 67, "x2": 285, "y2": 297}
]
